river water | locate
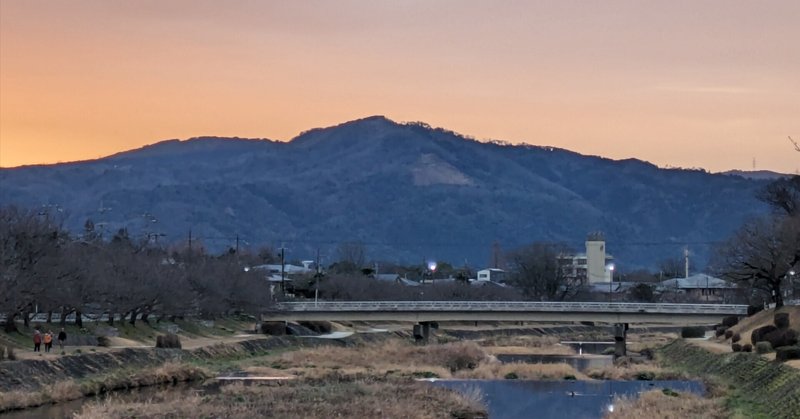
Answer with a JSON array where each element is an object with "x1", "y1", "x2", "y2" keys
[{"x1": 431, "y1": 379, "x2": 704, "y2": 419}]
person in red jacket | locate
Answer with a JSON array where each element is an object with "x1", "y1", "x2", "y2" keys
[{"x1": 33, "y1": 328, "x2": 42, "y2": 352}]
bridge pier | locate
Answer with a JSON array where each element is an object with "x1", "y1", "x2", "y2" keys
[
  {"x1": 613, "y1": 323, "x2": 628, "y2": 357},
  {"x1": 413, "y1": 321, "x2": 437, "y2": 343}
]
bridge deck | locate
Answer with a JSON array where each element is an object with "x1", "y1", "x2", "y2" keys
[{"x1": 263, "y1": 301, "x2": 747, "y2": 324}]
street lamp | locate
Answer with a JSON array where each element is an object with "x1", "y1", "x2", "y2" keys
[{"x1": 607, "y1": 264, "x2": 615, "y2": 303}]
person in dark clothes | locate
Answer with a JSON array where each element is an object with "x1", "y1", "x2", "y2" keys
[{"x1": 58, "y1": 328, "x2": 67, "y2": 350}]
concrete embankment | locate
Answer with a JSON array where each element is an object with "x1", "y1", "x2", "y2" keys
[{"x1": 659, "y1": 340, "x2": 800, "y2": 419}]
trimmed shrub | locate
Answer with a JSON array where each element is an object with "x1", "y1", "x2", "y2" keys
[
  {"x1": 715, "y1": 327, "x2": 727, "y2": 337},
  {"x1": 635, "y1": 371, "x2": 656, "y2": 381},
  {"x1": 411, "y1": 371, "x2": 440, "y2": 379},
  {"x1": 751, "y1": 325, "x2": 778, "y2": 344},
  {"x1": 747, "y1": 304, "x2": 763, "y2": 316},
  {"x1": 504, "y1": 372, "x2": 519, "y2": 380},
  {"x1": 731, "y1": 343, "x2": 742, "y2": 352},
  {"x1": 722, "y1": 316, "x2": 739, "y2": 328},
  {"x1": 732, "y1": 333, "x2": 741, "y2": 343},
  {"x1": 724, "y1": 330, "x2": 734, "y2": 339},
  {"x1": 260, "y1": 322, "x2": 286, "y2": 335},
  {"x1": 762, "y1": 329, "x2": 798, "y2": 349},
  {"x1": 774, "y1": 346, "x2": 800, "y2": 362},
  {"x1": 755, "y1": 341, "x2": 773, "y2": 354},
  {"x1": 774, "y1": 313, "x2": 790, "y2": 330},
  {"x1": 155, "y1": 333, "x2": 182, "y2": 349},
  {"x1": 681, "y1": 326, "x2": 706, "y2": 338},
  {"x1": 742, "y1": 343, "x2": 753, "y2": 352},
  {"x1": 96, "y1": 336, "x2": 110, "y2": 347},
  {"x1": 662, "y1": 388, "x2": 680, "y2": 397}
]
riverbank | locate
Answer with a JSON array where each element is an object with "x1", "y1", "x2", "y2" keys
[
  {"x1": 0, "y1": 323, "x2": 684, "y2": 417},
  {"x1": 658, "y1": 339, "x2": 800, "y2": 419}
]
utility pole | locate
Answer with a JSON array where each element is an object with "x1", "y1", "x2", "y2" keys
[
  {"x1": 684, "y1": 247, "x2": 690, "y2": 279},
  {"x1": 315, "y1": 248, "x2": 321, "y2": 305},
  {"x1": 235, "y1": 235, "x2": 240, "y2": 254}
]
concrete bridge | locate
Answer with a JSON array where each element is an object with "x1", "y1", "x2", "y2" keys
[
  {"x1": 265, "y1": 301, "x2": 747, "y2": 356},
  {"x1": 265, "y1": 301, "x2": 747, "y2": 324}
]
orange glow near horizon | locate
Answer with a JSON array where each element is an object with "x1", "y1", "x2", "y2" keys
[{"x1": 1, "y1": 1, "x2": 798, "y2": 172}]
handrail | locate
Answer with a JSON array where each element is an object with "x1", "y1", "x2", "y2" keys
[{"x1": 272, "y1": 301, "x2": 747, "y2": 315}]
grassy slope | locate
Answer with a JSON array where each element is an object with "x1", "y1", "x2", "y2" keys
[{"x1": 659, "y1": 339, "x2": 800, "y2": 419}]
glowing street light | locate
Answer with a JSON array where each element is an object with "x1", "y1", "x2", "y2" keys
[
  {"x1": 607, "y1": 263, "x2": 615, "y2": 303},
  {"x1": 427, "y1": 261, "x2": 438, "y2": 272}
]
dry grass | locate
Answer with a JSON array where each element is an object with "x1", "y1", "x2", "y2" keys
[
  {"x1": 626, "y1": 332, "x2": 678, "y2": 353},
  {"x1": 587, "y1": 362, "x2": 688, "y2": 381},
  {"x1": 0, "y1": 363, "x2": 209, "y2": 412},
  {"x1": 75, "y1": 379, "x2": 488, "y2": 419},
  {"x1": 605, "y1": 390, "x2": 727, "y2": 419},
  {"x1": 0, "y1": 380, "x2": 82, "y2": 411},
  {"x1": 461, "y1": 360, "x2": 583, "y2": 380},
  {"x1": 269, "y1": 340, "x2": 488, "y2": 379},
  {"x1": 727, "y1": 306, "x2": 800, "y2": 346},
  {"x1": 479, "y1": 335, "x2": 575, "y2": 355}
]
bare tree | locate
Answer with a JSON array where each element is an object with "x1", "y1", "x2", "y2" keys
[
  {"x1": 757, "y1": 175, "x2": 800, "y2": 217},
  {"x1": 658, "y1": 256, "x2": 685, "y2": 279},
  {"x1": 789, "y1": 136, "x2": 799, "y2": 152},
  {"x1": 0, "y1": 207, "x2": 68, "y2": 332},
  {"x1": 716, "y1": 215, "x2": 799, "y2": 308},
  {"x1": 506, "y1": 242, "x2": 579, "y2": 300},
  {"x1": 333, "y1": 241, "x2": 366, "y2": 273}
]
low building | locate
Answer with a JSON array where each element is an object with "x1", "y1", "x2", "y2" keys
[
  {"x1": 657, "y1": 274, "x2": 739, "y2": 302},
  {"x1": 474, "y1": 268, "x2": 506, "y2": 283},
  {"x1": 559, "y1": 232, "x2": 614, "y2": 284}
]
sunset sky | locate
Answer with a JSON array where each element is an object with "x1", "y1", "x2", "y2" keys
[{"x1": 1, "y1": 1, "x2": 798, "y2": 172}]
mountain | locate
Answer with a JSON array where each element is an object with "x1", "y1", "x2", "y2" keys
[
  {"x1": 0, "y1": 116, "x2": 770, "y2": 270},
  {"x1": 721, "y1": 170, "x2": 791, "y2": 181}
]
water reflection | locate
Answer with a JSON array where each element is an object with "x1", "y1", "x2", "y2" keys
[{"x1": 431, "y1": 379, "x2": 704, "y2": 419}]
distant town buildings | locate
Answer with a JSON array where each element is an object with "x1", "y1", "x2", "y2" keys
[
  {"x1": 560, "y1": 232, "x2": 614, "y2": 284},
  {"x1": 475, "y1": 268, "x2": 506, "y2": 283}
]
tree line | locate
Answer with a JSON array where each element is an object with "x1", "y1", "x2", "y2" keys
[{"x1": 0, "y1": 206, "x2": 271, "y2": 333}]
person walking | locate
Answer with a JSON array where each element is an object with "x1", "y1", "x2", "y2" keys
[
  {"x1": 33, "y1": 328, "x2": 42, "y2": 352},
  {"x1": 57, "y1": 328, "x2": 67, "y2": 350},
  {"x1": 43, "y1": 331, "x2": 53, "y2": 353}
]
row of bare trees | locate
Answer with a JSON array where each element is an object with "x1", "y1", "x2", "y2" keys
[{"x1": 0, "y1": 206, "x2": 271, "y2": 332}]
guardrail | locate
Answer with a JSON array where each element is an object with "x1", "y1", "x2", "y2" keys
[{"x1": 273, "y1": 301, "x2": 748, "y2": 315}]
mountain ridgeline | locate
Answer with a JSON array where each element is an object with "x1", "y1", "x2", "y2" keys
[{"x1": 0, "y1": 116, "x2": 769, "y2": 269}]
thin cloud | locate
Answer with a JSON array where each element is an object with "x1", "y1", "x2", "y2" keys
[{"x1": 652, "y1": 85, "x2": 764, "y2": 94}]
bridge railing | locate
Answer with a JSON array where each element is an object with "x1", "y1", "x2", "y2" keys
[{"x1": 272, "y1": 301, "x2": 747, "y2": 315}]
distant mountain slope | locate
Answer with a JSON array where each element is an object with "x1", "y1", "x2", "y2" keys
[
  {"x1": 721, "y1": 169, "x2": 791, "y2": 180},
  {"x1": 0, "y1": 116, "x2": 769, "y2": 269}
]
